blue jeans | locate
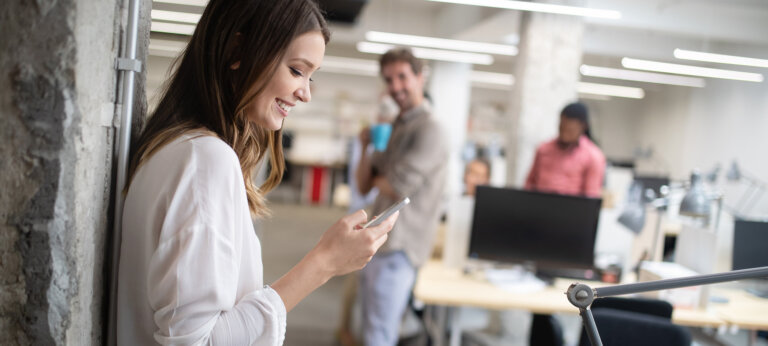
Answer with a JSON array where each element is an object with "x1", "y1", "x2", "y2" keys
[{"x1": 359, "y1": 251, "x2": 416, "y2": 346}]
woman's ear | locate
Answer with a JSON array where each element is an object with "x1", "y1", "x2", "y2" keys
[{"x1": 230, "y1": 61, "x2": 241, "y2": 70}]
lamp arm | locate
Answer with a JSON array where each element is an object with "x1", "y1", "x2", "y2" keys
[
  {"x1": 566, "y1": 266, "x2": 768, "y2": 346},
  {"x1": 594, "y1": 266, "x2": 768, "y2": 297}
]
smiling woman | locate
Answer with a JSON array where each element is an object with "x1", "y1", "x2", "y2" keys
[
  {"x1": 245, "y1": 32, "x2": 326, "y2": 131},
  {"x1": 116, "y1": 1, "x2": 399, "y2": 345}
]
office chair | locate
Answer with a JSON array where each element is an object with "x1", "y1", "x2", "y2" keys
[
  {"x1": 529, "y1": 314, "x2": 564, "y2": 346},
  {"x1": 577, "y1": 298, "x2": 688, "y2": 346},
  {"x1": 567, "y1": 266, "x2": 768, "y2": 346},
  {"x1": 577, "y1": 308, "x2": 690, "y2": 346},
  {"x1": 590, "y1": 297, "x2": 673, "y2": 319}
]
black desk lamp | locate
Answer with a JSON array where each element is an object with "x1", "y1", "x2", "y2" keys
[{"x1": 565, "y1": 266, "x2": 768, "y2": 346}]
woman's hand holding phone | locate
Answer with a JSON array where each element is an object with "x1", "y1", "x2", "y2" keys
[{"x1": 311, "y1": 209, "x2": 398, "y2": 277}]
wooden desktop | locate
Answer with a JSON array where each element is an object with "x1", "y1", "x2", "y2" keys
[{"x1": 413, "y1": 260, "x2": 768, "y2": 346}]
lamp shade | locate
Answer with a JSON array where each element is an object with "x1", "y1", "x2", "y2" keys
[
  {"x1": 726, "y1": 161, "x2": 742, "y2": 181},
  {"x1": 680, "y1": 171, "x2": 711, "y2": 217},
  {"x1": 618, "y1": 181, "x2": 646, "y2": 233},
  {"x1": 618, "y1": 206, "x2": 645, "y2": 234}
]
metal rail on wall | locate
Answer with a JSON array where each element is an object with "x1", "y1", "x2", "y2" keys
[{"x1": 108, "y1": 0, "x2": 142, "y2": 343}]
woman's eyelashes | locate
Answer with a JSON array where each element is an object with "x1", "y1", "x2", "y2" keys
[{"x1": 289, "y1": 66, "x2": 314, "y2": 82}]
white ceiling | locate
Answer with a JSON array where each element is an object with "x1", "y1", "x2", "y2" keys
[
  {"x1": 325, "y1": 0, "x2": 768, "y2": 62},
  {"x1": 149, "y1": 0, "x2": 768, "y2": 84}
]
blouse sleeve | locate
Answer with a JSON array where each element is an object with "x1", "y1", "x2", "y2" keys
[{"x1": 147, "y1": 139, "x2": 286, "y2": 345}]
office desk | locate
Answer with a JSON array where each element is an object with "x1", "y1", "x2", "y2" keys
[{"x1": 413, "y1": 260, "x2": 768, "y2": 346}]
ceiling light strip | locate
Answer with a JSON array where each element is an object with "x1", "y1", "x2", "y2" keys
[
  {"x1": 622, "y1": 58, "x2": 764, "y2": 83},
  {"x1": 674, "y1": 49, "x2": 768, "y2": 69},
  {"x1": 580, "y1": 65, "x2": 705, "y2": 88},
  {"x1": 320, "y1": 56, "x2": 379, "y2": 76},
  {"x1": 151, "y1": 10, "x2": 201, "y2": 24},
  {"x1": 366, "y1": 31, "x2": 517, "y2": 56},
  {"x1": 357, "y1": 42, "x2": 494, "y2": 65},
  {"x1": 151, "y1": 21, "x2": 196, "y2": 36},
  {"x1": 577, "y1": 82, "x2": 645, "y2": 99},
  {"x1": 153, "y1": 0, "x2": 208, "y2": 6},
  {"x1": 427, "y1": 0, "x2": 621, "y2": 19},
  {"x1": 470, "y1": 71, "x2": 514, "y2": 86},
  {"x1": 148, "y1": 39, "x2": 188, "y2": 58}
]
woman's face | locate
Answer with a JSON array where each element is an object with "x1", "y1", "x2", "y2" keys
[{"x1": 245, "y1": 31, "x2": 325, "y2": 130}]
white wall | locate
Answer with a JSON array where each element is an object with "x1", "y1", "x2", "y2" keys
[
  {"x1": 583, "y1": 96, "x2": 643, "y2": 162},
  {"x1": 592, "y1": 72, "x2": 768, "y2": 218}
]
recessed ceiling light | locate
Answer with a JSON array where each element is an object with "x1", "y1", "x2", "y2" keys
[
  {"x1": 622, "y1": 58, "x2": 764, "y2": 83},
  {"x1": 580, "y1": 65, "x2": 705, "y2": 88},
  {"x1": 577, "y1": 82, "x2": 645, "y2": 99},
  {"x1": 365, "y1": 31, "x2": 517, "y2": 56},
  {"x1": 674, "y1": 49, "x2": 768, "y2": 69},
  {"x1": 151, "y1": 10, "x2": 201, "y2": 24},
  {"x1": 319, "y1": 56, "x2": 379, "y2": 76},
  {"x1": 427, "y1": 0, "x2": 621, "y2": 19},
  {"x1": 470, "y1": 71, "x2": 514, "y2": 86},
  {"x1": 356, "y1": 42, "x2": 494, "y2": 65},
  {"x1": 153, "y1": 0, "x2": 207, "y2": 6},
  {"x1": 151, "y1": 21, "x2": 196, "y2": 36}
]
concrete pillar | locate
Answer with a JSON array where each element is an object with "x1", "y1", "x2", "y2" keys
[
  {"x1": 429, "y1": 61, "x2": 472, "y2": 198},
  {"x1": 428, "y1": 4, "x2": 482, "y2": 198},
  {"x1": 505, "y1": 1, "x2": 585, "y2": 186},
  {"x1": 0, "y1": 0, "x2": 150, "y2": 344}
]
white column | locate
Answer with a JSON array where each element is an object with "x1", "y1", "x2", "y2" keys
[
  {"x1": 429, "y1": 61, "x2": 472, "y2": 198},
  {"x1": 506, "y1": 1, "x2": 585, "y2": 186}
]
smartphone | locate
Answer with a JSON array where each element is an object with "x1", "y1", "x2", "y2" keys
[{"x1": 362, "y1": 197, "x2": 410, "y2": 228}]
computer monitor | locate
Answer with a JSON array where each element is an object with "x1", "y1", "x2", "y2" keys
[
  {"x1": 732, "y1": 219, "x2": 768, "y2": 270},
  {"x1": 468, "y1": 186, "x2": 602, "y2": 270}
]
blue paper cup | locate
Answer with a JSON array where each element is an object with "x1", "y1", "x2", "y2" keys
[{"x1": 370, "y1": 124, "x2": 392, "y2": 152}]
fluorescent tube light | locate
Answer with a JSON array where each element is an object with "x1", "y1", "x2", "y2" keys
[
  {"x1": 577, "y1": 82, "x2": 645, "y2": 99},
  {"x1": 151, "y1": 10, "x2": 201, "y2": 24},
  {"x1": 674, "y1": 49, "x2": 768, "y2": 69},
  {"x1": 320, "y1": 56, "x2": 379, "y2": 76},
  {"x1": 622, "y1": 58, "x2": 764, "y2": 83},
  {"x1": 580, "y1": 65, "x2": 705, "y2": 88},
  {"x1": 427, "y1": 0, "x2": 621, "y2": 19},
  {"x1": 579, "y1": 93, "x2": 612, "y2": 101},
  {"x1": 153, "y1": 0, "x2": 208, "y2": 6},
  {"x1": 357, "y1": 42, "x2": 494, "y2": 65},
  {"x1": 315, "y1": 57, "x2": 514, "y2": 89},
  {"x1": 365, "y1": 31, "x2": 517, "y2": 56},
  {"x1": 151, "y1": 21, "x2": 196, "y2": 36},
  {"x1": 148, "y1": 39, "x2": 187, "y2": 58},
  {"x1": 470, "y1": 71, "x2": 514, "y2": 86}
]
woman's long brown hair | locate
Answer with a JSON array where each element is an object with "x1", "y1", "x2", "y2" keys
[{"x1": 127, "y1": 0, "x2": 330, "y2": 217}]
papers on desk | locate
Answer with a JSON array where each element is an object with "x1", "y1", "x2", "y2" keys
[
  {"x1": 485, "y1": 267, "x2": 547, "y2": 294},
  {"x1": 639, "y1": 261, "x2": 705, "y2": 309}
]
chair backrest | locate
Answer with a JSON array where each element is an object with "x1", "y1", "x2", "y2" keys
[
  {"x1": 591, "y1": 297, "x2": 673, "y2": 319},
  {"x1": 530, "y1": 313, "x2": 564, "y2": 346},
  {"x1": 578, "y1": 308, "x2": 691, "y2": 346}
]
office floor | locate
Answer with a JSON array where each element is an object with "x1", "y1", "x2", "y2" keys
[
  {"x1": 258, "y1": 202, "x2": 767, "y2": 346},
  {"x1": 259, "y1": 202, "x2": 349, "y2": 346}
]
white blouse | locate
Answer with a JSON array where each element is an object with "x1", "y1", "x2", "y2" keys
[{"x1": 117, "y1": 133, "x2": 286, "y2": 345}]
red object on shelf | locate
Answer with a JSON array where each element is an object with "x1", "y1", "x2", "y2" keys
[{"x1": 310, "y1": 166, "x2": 325, "y2": 204}]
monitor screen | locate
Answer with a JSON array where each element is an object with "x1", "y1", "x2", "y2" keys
[
  {"x1": 468, "y1": 186, "x2": 602, "y2": 269},
  {"x1": 732, "y1": 219, "x2": 768, "y2": 270}
]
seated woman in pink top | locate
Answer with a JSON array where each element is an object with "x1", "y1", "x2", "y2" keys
[{"x1": 525, "y1": 102, "x2": 605, "y2": 198}]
